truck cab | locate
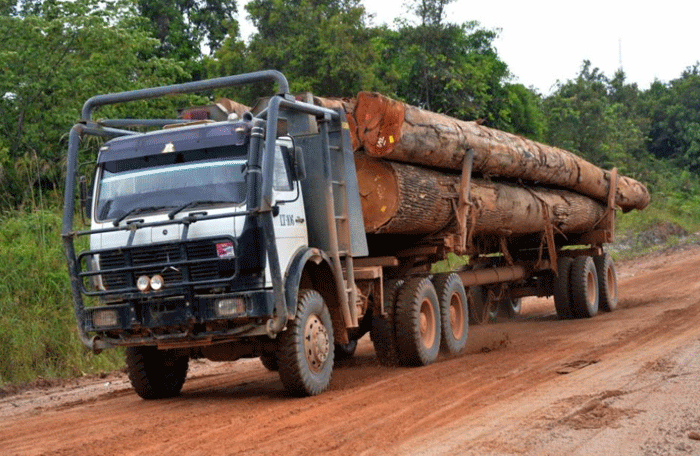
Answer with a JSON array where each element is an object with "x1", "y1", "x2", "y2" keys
[{"x1": 63, "y1": 71, "x2": 368, "y2": 398}]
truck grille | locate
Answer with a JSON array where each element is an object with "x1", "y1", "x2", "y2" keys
[{"x1": 86, "y1": 238, "x2": 236, "y2": 294}]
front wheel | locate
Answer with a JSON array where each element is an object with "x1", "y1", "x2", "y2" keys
[
  {"x1": 277, "y1": 289, "x2": 334, "y2": 396},
  {"x1": 125, "y1": 346, "x2": 189, "y2": 400},
  {"x1": 259, "y1": 353, "x2": 279, "y2": 371}
]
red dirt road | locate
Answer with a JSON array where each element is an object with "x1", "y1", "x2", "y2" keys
[{"x1": 3, "y1": 245, "x2": 700, "y2": 455}]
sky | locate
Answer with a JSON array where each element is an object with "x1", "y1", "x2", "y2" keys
[
  {"x1": 238, "y1": 0, "x2": 699, "y2": 95},
  {"x1": 361, "y1": 0, "x2": 700, "y2": 94}
]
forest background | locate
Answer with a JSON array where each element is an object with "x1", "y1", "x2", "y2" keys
[{"x1": 1, "y1": 0, "x2": 699, "y2": 384}]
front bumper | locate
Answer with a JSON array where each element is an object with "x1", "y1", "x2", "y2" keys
[{"x1": 81, "y1": 288, "x2": 275, "y2": 347}]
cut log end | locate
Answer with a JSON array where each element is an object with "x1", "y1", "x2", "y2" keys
[{"x1": 355, "y1": 92, "x2": 405, "y2": 157}]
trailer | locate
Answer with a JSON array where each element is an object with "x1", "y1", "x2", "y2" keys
[{"x1": 63, "y1": 71, "x2": 624, "y2": 398}]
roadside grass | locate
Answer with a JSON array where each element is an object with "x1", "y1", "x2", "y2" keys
[
  {"x1": 612, "y1": 193, "x2": 700, "y2": 260},
  {"x1": 0, "y1": 209, "x2": 123, "y2": 386}
]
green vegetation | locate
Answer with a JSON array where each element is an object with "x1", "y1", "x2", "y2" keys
[
  {"x1": 0, "y1": 209, "x2": 123, "y2": 384},
  {"x1": 2, "y1": 0, "x2": 700, "y2": 386}
]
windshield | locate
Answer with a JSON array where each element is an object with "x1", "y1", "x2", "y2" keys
[{"x1": 95, "y1": 157, "x2": 247, "y2": 222}]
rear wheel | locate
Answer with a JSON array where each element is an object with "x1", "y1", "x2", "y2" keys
[
  {"x1": 594, "y1": 253, "x2": 618, "y2": 312},
  {"x1": 334, "y1": 340, "x2": 358, "y2": 361},
  {"x1": 504, "y1": 297, "x2": 522, "y2": 317},
  {"x1": 395, "y1": 277, "x2": 441, "y2": 366},
  {"x1": 433, "y1": 273, "x2": 469, "y2": 355},
  {"x1": 370, "y1": 279, "x2": 404, "y2": 366},
  {"x1": 125, "y1": 346, "x2": 189, "y2": 400},
  {"x1": 553, "y1": 256, "x2": 574, "y2": 319},
  {"x1": 570, "y1": 256, "x2": 599, "y2": 318},
  {"x1": 277, "y1": 289, "x2": 334, "y2": 396}
]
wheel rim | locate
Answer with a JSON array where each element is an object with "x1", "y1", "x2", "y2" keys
[
  {"x1": 303, "y1": 313, "x2": 330, "y2": 374},
  {"x1": 419, "y1": 298, "x2": 437, "y2": 348},
  {"x1": 586, "y1": 270, "x2": 597, "y2": 305},
  {"x1": 607, "y1": 265, "x2": 617, "y2": 301},
  {"x1": 449, "y1": 293, "x2": 465, "y2": 340}
]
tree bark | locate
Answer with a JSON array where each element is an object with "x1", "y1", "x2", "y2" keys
[
  {"x1": 312, "y1": 95, "x2": 360, "y2": 151},
  {"x1": 356, "y1": 155, "x2": 607, "y2": 236},
  {"x1": 353, "y1": 92, "x2": 650, "y2": 212}
]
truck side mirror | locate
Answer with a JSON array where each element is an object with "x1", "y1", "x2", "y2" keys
[
  {"x1": 292, "y1": 146, "x2": 306, "y2": 181},
  {"x1": 79, "y1": 176, "x2": 92, "y2": 222}
]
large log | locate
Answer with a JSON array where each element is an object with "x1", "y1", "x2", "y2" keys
[
  {"x1": 353, "y1": 92, "x2": 650, "y2": 212},
  {"x1": 355, "y1": 155, "x2": 607, "y2": 236},
  {"x1": 311, "y1": 95, "x2": 360, "y2": 150}
]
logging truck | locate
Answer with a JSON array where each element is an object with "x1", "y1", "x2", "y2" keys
[{"x1": 63, "y1": 71, "x2": 634, "y2": 399}]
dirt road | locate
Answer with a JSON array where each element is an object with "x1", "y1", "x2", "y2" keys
[{"x1": 3, "y1": 245, "x2": 700, "y2": 455}]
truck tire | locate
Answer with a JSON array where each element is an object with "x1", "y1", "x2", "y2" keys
[
  {"x1": 334, "y1": 340, "x2": 358, "y2": 361},
  {"x1": 569, "y1": 256, "x2": 599, "y2": 318},
  {"x1": 502, "y1": 296, "x2": 522, "y2": 318},
  {"x1": 125, "y1": 346, "x2": 189, "y2": 400},
  {"x1": 553, "y1": 256, "x2": 574, "y2": 319},
  {"x1": 395, "y1": 277, "x2": 441, "y2": 366},
  {"x1": 370, "y1": 279, "x2": 404, "y2": 367},
  {"x1": 259, "y1": 353, "x2": 279, "y2": 371},
  {"x1": 277, "y1": 289, "x2": 334, "y2": 396},
  {"x1": 594, "y1": 253, "x2": 618, "y2": 312},
  {"x1": 433, "y1": 273, "x2": 469, "y2": 355}
]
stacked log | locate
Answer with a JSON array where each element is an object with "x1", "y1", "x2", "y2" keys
[
  {"x1": 312, "y1": 93, "x2": 650, "y2": 240},
  {"x1": 355, "y1": 155, "x2": 606, "y2": 236},
  {"x1": 351, "y1": 92, "x2": 650, "y2": 213}
]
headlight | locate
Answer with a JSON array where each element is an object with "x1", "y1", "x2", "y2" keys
[
  {"x1": 150, "y1": 274, "x2": 164, "y2": 291},
  {"x1": 136, "y1": 275, "x2": 150, "y2": 292}
]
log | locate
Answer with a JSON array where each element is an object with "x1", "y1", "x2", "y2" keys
[
  {"x1": 355, "y1": 155, "x2": 607, "y2": 236},
  {"x1": 311, "y1": 95, "x2": 360, "y2": 151},
  {"x1": 353, "y1": 92, "x2": 650, "y2": 212}
]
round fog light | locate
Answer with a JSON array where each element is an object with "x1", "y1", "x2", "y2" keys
[
  {"x1": 136, "y1": 275, "x2": 151, "y2": 292},
  {"x1": 150, "y1": 274, "x2": 164, "y2": 291}
]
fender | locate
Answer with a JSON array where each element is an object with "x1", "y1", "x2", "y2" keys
[{"x1": 284, "y1": 246, "x2": 336, "y2": 317}]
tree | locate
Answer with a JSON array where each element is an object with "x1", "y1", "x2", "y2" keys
[
  {"x1": 136, "y1": 0, "x2": 237, "y2": 55},
  {"x1": 209, "y1": 0, "x2": 378, "y2": 97},
  {"x1": 135, "y1": 0, "x2": 238, "y2": 79},
  {"x1": 542, "y1": 62, "x2": 647, "y2": 174},
  {"x1": 644, "y1": 63, "x2": 700, "y2": 172},
  {"x1": 0, "y1": 0, "x2": 189, "y2": 210},
  {"x1": 372, "y1": 4, "x2": 526, "y2": 134}
]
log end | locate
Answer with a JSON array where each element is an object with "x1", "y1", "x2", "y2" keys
[
  {"x1": 355, "y1": 154, "x2": 400, "y2": 232},
  {"x1": 355, "y1": 92, "x2": 405, "y2": 157}
]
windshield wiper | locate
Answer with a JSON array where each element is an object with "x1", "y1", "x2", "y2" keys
[
  {"x1": 113, "y1": 206, "x2": 172, "y2": 227},
  {"x1": 168, "y1": 200, "x2": 232, "y2": 220}
]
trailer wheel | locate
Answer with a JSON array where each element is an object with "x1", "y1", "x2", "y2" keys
[
  {"x1": 395, "y1": 277, "x2": 441, "y2": 366},
  {"x1": 553, "y1": 257, "x2": 574, "y2": 319},
  {"x1": 370, "y1": 279, "x2": 404, "y2": 366},
  {"x1": 277, "y1": 289, "x2": 334, "y2": 396},
  {"x1": 433, "y1": 273, "x2": 469, "y2": 355},
  {"x1": 334, "y1": 340, "x2": 358, "y2": 361},
  {"x1": 125, "y1": 346, "x2": 189, "y2": 400},
  {"x1": 259, "y1": 353, "x2": 279, "y2": 371},
  {"x1": 594, "y1": 253, "x2": 618, "y2": 312},
  {"x1": 501, "y1": 296, "x2": 522, "y2": 318},
  {"x1": 569, "y1": 256, "x2": 599, "y2": 318}
]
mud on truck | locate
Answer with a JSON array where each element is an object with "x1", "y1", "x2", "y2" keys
[{"x1": 63, "y1": 71, "x2": 622, "y2": 398}]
